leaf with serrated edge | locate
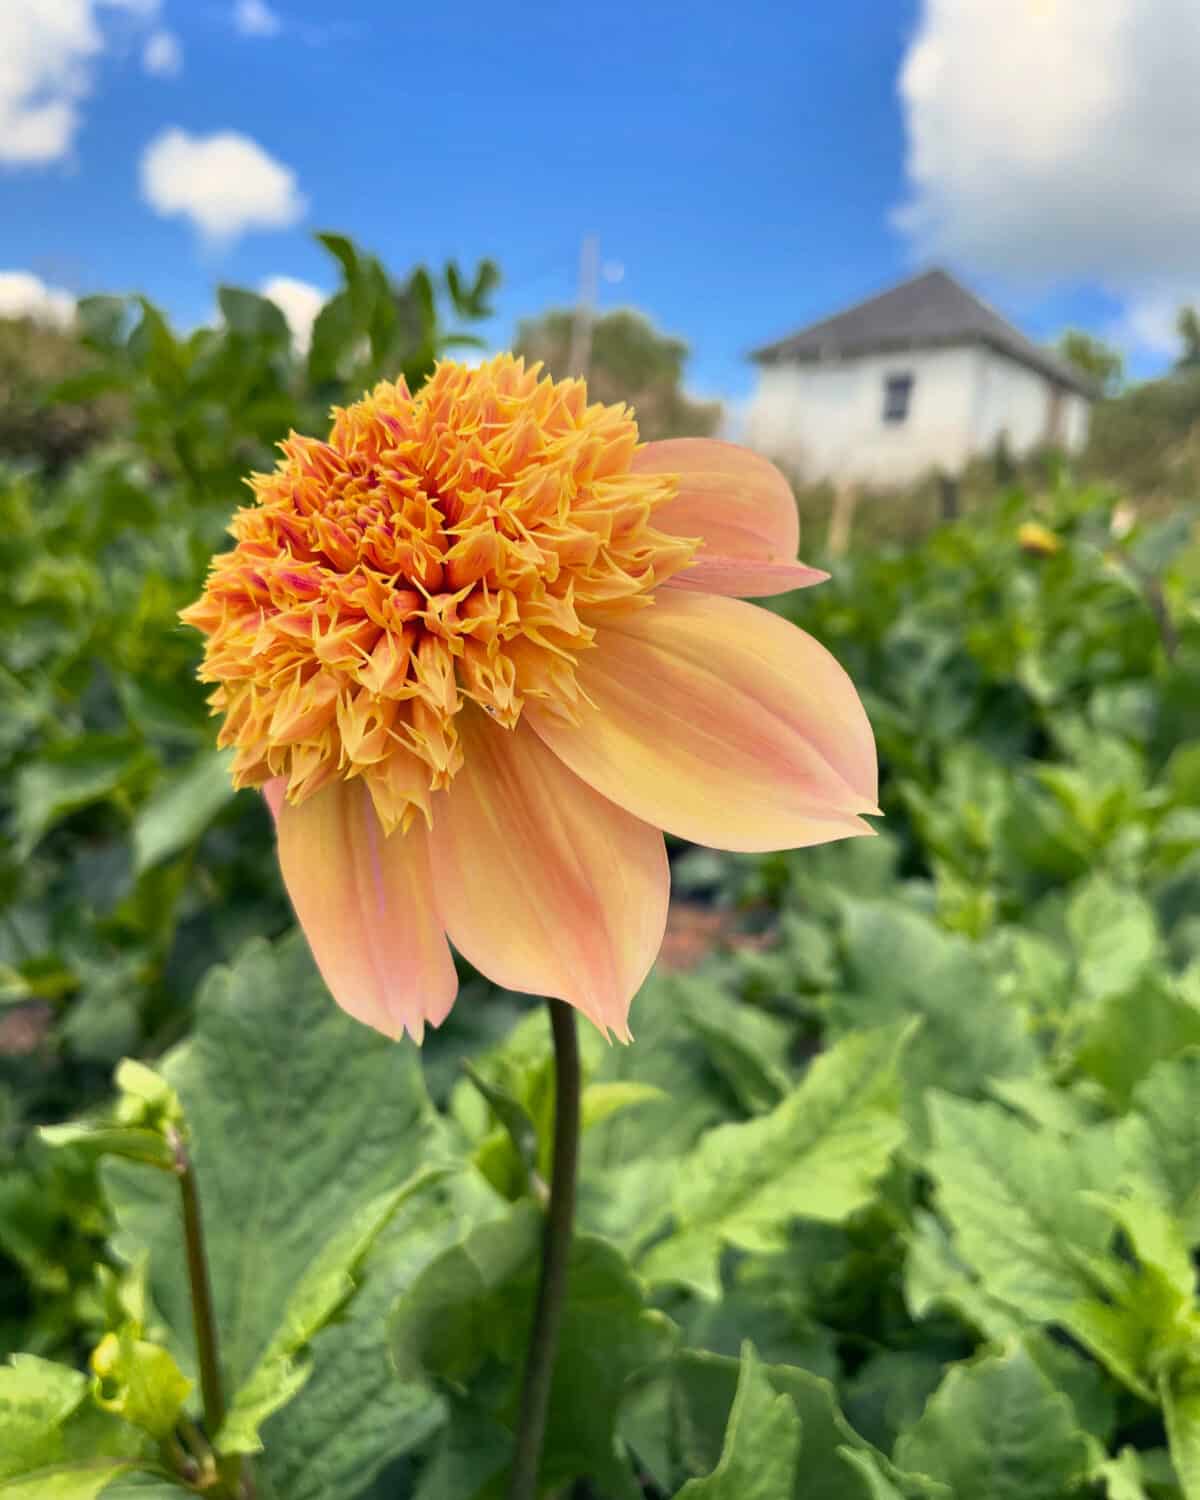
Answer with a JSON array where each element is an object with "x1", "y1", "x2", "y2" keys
[
  {"x1": 895, "y1": 1343, "x2": 1091, "y2": 1500},
  {"x1": 640, "y1": 1022, "x2": 914, "y2": 1297},
  {"x1": 676, "y1": 1343, "x2": 801, "y2": 1499},
  {"x1": 924, "y1": 1093, "x2": 1113, "y2": 1322},
  {"x1": 102, "y1": 935, "x2": 453, "y2": 1471},
  {"x1": 219, "y1": 1167, "x2": 451, "y2": 1453}
]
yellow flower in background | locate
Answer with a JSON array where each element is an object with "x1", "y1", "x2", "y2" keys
[
  {"x1": 181, "y1": 355, "x2": 876, "y2": 1041},
  {"x1": 1017, "y1": 520, "x2": 1063, "y2": 557}
]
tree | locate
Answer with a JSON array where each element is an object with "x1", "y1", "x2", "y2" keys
[
  {"x1": 1055, "y1": 329, "x2": 1124, "y2": 395},
  {"x1": 1176, "y1": 306, "x2": 1200, "y2": 372},
  {"x1": 0, "y1": 316, "x2": 124, "y2": 469},
  {"x1": 514, "y1": 307, "x2": 722, "y2": 441}
]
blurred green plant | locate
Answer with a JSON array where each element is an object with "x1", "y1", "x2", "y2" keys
[
  {"x1": 514, "y1": 306, "x2": 722, "y2": 440},
  {"x1": 6, "y1": 234, "x2": 1200, "y2": 1497}
]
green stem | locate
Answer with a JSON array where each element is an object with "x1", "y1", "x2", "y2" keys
[
  {"x1": 507, "y1": 999, "x2": 581, "y2": 1500},
  {"x1": 169, "y1": 1127, "x2": 242, "y2": 1497}
]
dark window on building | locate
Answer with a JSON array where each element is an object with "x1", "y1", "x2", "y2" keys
[{"x1": 882, "y1": 372, "x2": 914, "y2": 424}]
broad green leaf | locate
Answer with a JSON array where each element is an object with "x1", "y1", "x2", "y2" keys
[
  {"x1": 676, "y1": 1344, "x2": 801, "y2": 1499},
  {"x1": 254, "y1": 1174, "x2": 500, "y2": 1500},
  {"x1": 903, "y1": 1210, "x2": 1025, "y2": 1342},
  {"x1": 1162, "y1": 1364, "x2": 1200, "y2": 1500},
  {"x1": 38, "y1": 1125, "x2": 174, "y2": 1172},
  {"x1": 93, "y1": 1481, "x2": 187, "y2": 1500},
  {"x1": 1096, "y1": 1446, "x2": 1153, "y2": 1500},
  {"x1": 841, "y1": 1349, "x2": 950, "y2": 1457},
  {"x1": 925, "y1": 1093, "x2": 1113, "y2": 1321},
  {"x1": 0, "y1": 1356, "x2": 151, "y2": 1492},
  {"x1": 219, "y1": 1171, "x2": 448, "y2": 1453},
  {"x1": 389, "y1": 1203, "x2": 543, "y2": 1388},
  {"x1": 640, "y1": 1022, "x2": 913, "y2": 1297},
  {"x1": 217, "y1": 288, "x2": 290, "y2": 343},
  {"x1": 391, "y1": 1206, "x2": 673, "y2": 1499},
  {"x1": 831, "y1": 901, "x2": 1037, "y2": 1141},
  {"x1": 894, "y1": 1344, "x2": 1092, "y2": 1500},
  {"x1": 90, "y1": 1329, "x2": 190, "y2": 1440},
  {"x1": 410, "y1": 1402, "x2": 511, "y2": 1500},
  {"x1": 13, "y1": 737, "x2": 154, "y2": 858},
  {"x1": 671, "y1": 1351, "x2": 938, "y2": 1500},
  {"x1": 580, "y1": 1081, "x2": 667, "y2": 1131},
  {"x1": 989, "y1": 1072, "x2": 1106, "y2": 1136},
  {"x1": 1072, "y1": 977, "x2": 1200, "y2": 1109},
  {"x1": 0, "y1": 1463, "x2": 144, "y2": 1500},
  {"x1": 1067, "y1": 876, "x2": 1160, "y2": 1001},
  {"x1": 1063, "y1": 1197, "x2": 1200, "y2": 1402},
  {"x1": 676, "y1": 981, "x2": 793, "y2": 1113},
  {"x1": 837, "y1": 1451, "x2": 907, "y2": 1500},
  {"x1": 103, "y1": 935, "x2": 449, "y2": 1425},
  {"x1": 131, "y1": 750, "x2": 236, "y2": 874},
  {"x1": 0, "y1": 1357, "x2": 88, "y2": 1481},
  {"x1": 1120, "y1": 1052, "x2": 1200, "y2": 1242}
]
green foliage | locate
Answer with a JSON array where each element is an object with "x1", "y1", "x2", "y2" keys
[
  {"x1": 0, "y1": 316, "x2": 125, "y2": 471},
  {"x1": 675, "y1": 1345, "x2": 802, "y2": 1498},
  {"x1": 514, "y1": 306, "x2": 722, "y2": 440},
  {"x1": 7, "y1": 232, "x2": 1200, "y2": 1496},
  {"x1": 1086, "y1": 368, "x2": 1200, "y2": 498},
  {"x1": 1057, "y1": 328, "x2": 1124, "y2": 395},
  {"x1": 894, "y1": 1343, "x2": 1092, "y2": 1498}
]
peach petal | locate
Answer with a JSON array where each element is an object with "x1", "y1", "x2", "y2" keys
[
  {"x1": 665, "y1": 557, "x2": 829, "y2": 598},
  {"x1": 275, "y1": 778, "x2": 458, "y2": 1040},
  {"x1": 428, "y1": 708, "x2": 668, "y2": 1040},
  {"x1": 528, "y1": 590, "x2": 878, "y2": 853},
  {"x1": 634, "y1": 438, "x2": 814, "y2": 596},
  {"x1": 263, "y1": 777, "x2": 286, "y2": 821}
]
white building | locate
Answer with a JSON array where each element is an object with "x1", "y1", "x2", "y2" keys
[{"x1": 744, "y1": 269, "x2": 1096, "y2": 488}]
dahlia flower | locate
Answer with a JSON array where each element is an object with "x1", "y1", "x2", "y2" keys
[{"x1": 181, "y1": 356, "x2": 876, "y2": 1042}]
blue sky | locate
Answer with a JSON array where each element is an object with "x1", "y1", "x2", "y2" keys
[{"x1": 1, "y1": 0, "x2": 1192, "y2": 402}]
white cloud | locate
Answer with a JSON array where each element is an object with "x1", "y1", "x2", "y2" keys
[
  {"x1": 233, "y1": 0, "x2": 282, "y2": 37},
  {"x1": 260, "y1": 275, "x2": 324, "y2": 350},
  {"x1": 0, "y1": 270, "x2": 75, "y2": 325},
  {"x1": 1114, "y1": 289, "x2": 1200, "y2": 359},
  {"x1": 142, "y1": 29, "x2": 181, "y2": 77},
  {"x1": 139, "y1": 128, "x2": 307, "y2": 244},
  {"x1": 0, "y1": 0, "x2": 164, "y2": 166},
  {"x1": 896, "y1": 0, "x2": 1200, "y2": 353},
  {"x1": 0, "y1": 0, "x2": 103, "y2": 165}
]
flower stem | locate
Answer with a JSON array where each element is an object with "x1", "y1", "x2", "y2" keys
[
  {"x1": 507, "y1": 999, "x2": 581, "y2": 1500},
  {"x1": 169, "y1": 1126, "x2": 242, "y2": 1497}
]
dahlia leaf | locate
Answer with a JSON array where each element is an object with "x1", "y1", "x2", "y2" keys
[
  {"x1": 101, "y1": 934, "x2": 465, "y2": 1491},
  {"x1": 893, "y1": 1344, "x2": 1091, "y2": 1500},
  {"x1": 675, "y1": 1344, "x2": 801, "y2": 1499},
  {"x1": 639, "y1": 1021, "x2": 913, "y2": 1298}
]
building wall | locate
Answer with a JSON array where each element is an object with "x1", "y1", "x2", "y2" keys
[
  {"x1": 744, "y1": 343, "x2": 1090, "y2": 486},
  {"x1": 969, "y1": 348, "x2": 1090, "y2": 459}
]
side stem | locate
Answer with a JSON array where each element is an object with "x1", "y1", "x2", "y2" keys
[
  {"x1": 507, "y1": 999, "x2": 581, "y2": 1500},
  {"x1": 169, "y1": 1126, "x2": 241, "y2": 1495}
]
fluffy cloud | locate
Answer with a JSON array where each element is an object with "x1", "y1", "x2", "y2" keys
[
  {"x1": 0, "y1": 0, "x2": 166, "y2": 165},
  {"x1": 260, "y1": 275, "x2": 324, "y2": 350},
  {"x1": 139, "y1": 128, "x2": 306, "y2": 244},
  {"x1": 0, "y1": 270, "x2": 75, "y2": 325},
  {"x1": 233, "y1": 0, "x2": 282, "y2": 37},
  {"x1": 0, "y1": 1, "x2": 103, "y2": 164},
  {"x1": 142, "y1": 29, "x2": 182, "y2": 77},
  {"x1": 896, "y1": 0, "x2": 1200, "y2": 352}
]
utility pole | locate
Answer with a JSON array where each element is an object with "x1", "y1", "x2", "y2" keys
[{"x1": 566, "y1": 233, "x2": 599, "y2": 380}]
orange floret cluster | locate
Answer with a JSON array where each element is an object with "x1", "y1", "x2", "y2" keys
[{"x1": 180, "y1": 355, "x2": 695, "y2": 832}]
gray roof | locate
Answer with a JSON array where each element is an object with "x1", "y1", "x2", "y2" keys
[{"x1": 750, "y1": 268, "x2": 1097, "y2": 397}]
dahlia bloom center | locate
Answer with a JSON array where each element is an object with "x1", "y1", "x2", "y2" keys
[{"x1": 180, "y1": 356, "x2": 697, "y2": 833}]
